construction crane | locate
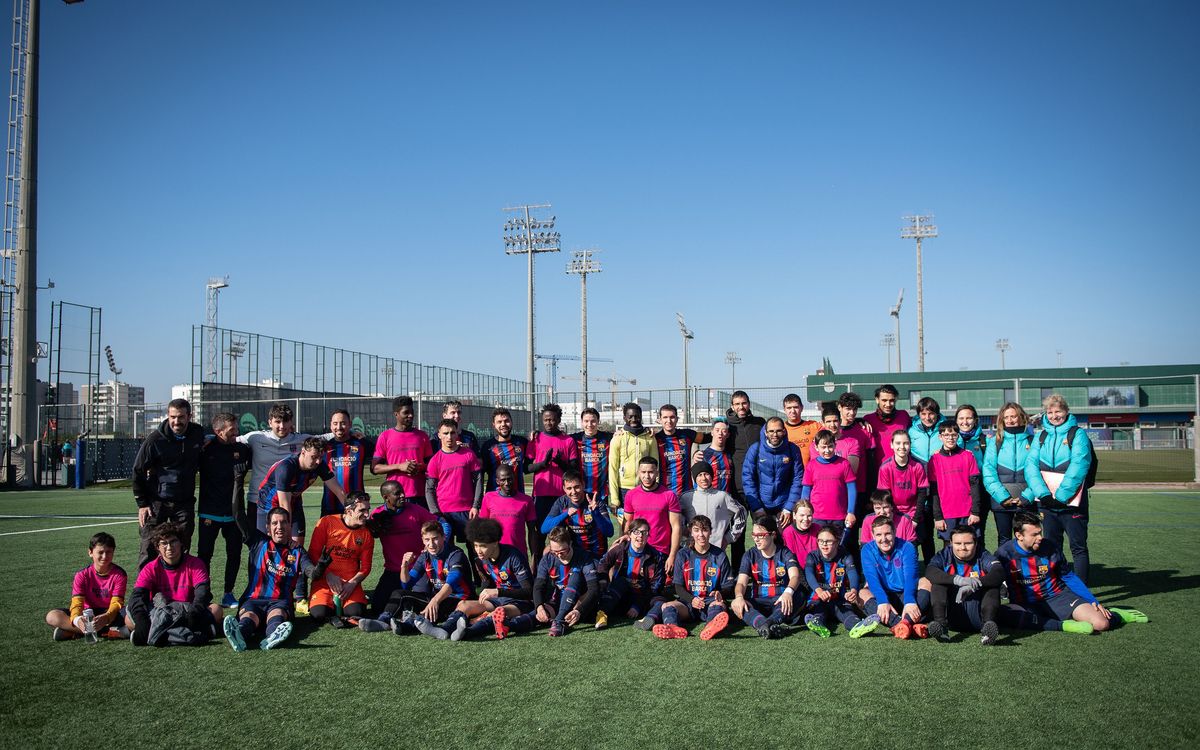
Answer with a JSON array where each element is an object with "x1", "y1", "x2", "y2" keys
[
  {"x1": 535, "y1": 353, "x2": 612, "y2": 402},
  {"x1": 604, "y1": 373, "x2": 637, "y2": 426},
  {"x1": 889, "y1": 288, "x2": 904, "y2": 373}
]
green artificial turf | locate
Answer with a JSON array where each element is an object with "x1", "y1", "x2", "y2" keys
[{"x1": 1, "y1": 489, "x2": 1197, "y2": 749}]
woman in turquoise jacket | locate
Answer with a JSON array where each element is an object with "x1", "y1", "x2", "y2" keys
[
  {"x1": 981, "y1": 402, "x2": 1034, "y2": 547},
  {"x1": 907, "y1": 397, "x2": 944, "y2": 464},
  {"x1": 1024, "y1": 394, "x2": 1094, "y2": 583}
]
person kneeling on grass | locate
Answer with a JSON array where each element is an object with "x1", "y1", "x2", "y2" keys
[
  {"x1": 493, "y1": 525, "x2": 600, "y2": 638},
  {"x1": 594, "y1": 517, "x2": 666, "y2": 631},
  {"x1": 647, "y1": 515, "x2": 734, "y2": 641},
  {"x1": 307, "y1": 492, "x2": 374, "y2": 628},
  {"x1": 127, "y1": 522, "x2": 225, "y2": 647},
  {"x1": 858, "y1": 516, "x2": 931, "y2": 640},
  {"x1": 802, "y1": 525, "x2": 881, "y2": 639},
  {"x1": 222, "y1": 504, "x2": 332, "y2": 651},
  {"x1": 923, "y1": 525, "x2": 1006, "y2": 645},
  {"x1": 356, "y1": 521, "x2": 470, "y2": 635},
  {"x1": 373, "y1": 517, "x2": 534, "y2": 641},
  {"x1": 996, "y1": 511, "x2": 1147, "y2": 635},
  {"x1": 730, "y1": 516, "x2": 801, "y2": 639},
  {"x1": 46, "y1": 532, "x2": 129, "y2": 642}
]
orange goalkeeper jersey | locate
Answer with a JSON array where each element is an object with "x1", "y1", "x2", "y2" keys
[{"x1": 308, "y1": 514, "x2": 374, "y2": 581}]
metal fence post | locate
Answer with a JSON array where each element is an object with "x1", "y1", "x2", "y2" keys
[{"x1": 1194, "y1": 375, "x2": 1199, "y2": 483}]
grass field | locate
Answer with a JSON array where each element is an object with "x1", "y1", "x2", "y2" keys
[{"x1": 1, "y1": 488, "x2": 1198, "y2": 749}]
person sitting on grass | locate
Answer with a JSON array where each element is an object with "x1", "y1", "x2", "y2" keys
[
  {"x1": 858, "y1": 490, "x2": 917, "y2": 546},
  {"x1": 594, "y1": 517, "x2": 666, "y2": 631},
  {"x1": 126, "y1": 522, "x2": 225, "y2": 647},
  {"x1": 730, "y1": 516, "x2": 801, "y2": 639},
  {"x1": 923, "y1": 525, "x2": 1006, "y2": 645},
  {"x1": 997, "y1": 511, "x2": 1147, "y2": 635},
  {"x1": 802, "y1": 525, "x2": 881, "y2": 639},
  {"x1": 307, "y1": 492, "x2": 374, "y2": 628},
  {"x1": 647, "y1": 515, "x2": 734, "y2": 641},
  {"x1": 371, "y1": 517, "x2": 534, "y2": 641},
  {"x1": 859, "y1": 516, "x2": 931, "y2": 640},
  {"x1": 400, "y1": 521, "x2": 474, "y2": 638},
  {"x1": 45, "y1": 532, "x2": 129, "y2": 642},
  {"x1": 222, "y1": 504, "x2": 331, "y2": 652},
  {"x1": 491, "y1": 526, "x2": 599, "y2": 638}
]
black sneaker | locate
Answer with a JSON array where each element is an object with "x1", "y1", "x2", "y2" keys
[
  {"x1": 980, "y1": 620, "x2": 999, "y2": 646},
  {"x1": 927, "y1": 620, "x2": 951, "y2": 643},
  {"x1": 758, "y1": 623, "x2": 785, "y2": 640}
]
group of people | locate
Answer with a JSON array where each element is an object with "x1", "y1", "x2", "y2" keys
[{"x1": 45, "y1": 388, "x2": 1147, "y2": 649}]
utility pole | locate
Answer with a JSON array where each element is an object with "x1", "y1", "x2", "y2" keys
[
  {"x1": 676, "y1": 313, "x2": 694, "y2": 423},
  {"x1": 503, "y1": 204, "x2": 560, "y2": 425},
  {"x1": 205, "y1": 276, "x2": 228, "y2": 382},
  {"x1": 565, "y1": 249, "x2": 601, "y2": 406},
  {"x1": 996, "y1": 338, "x2": 1011, "y2": 370},
  {"x1": 890, "y1": 288, "x2": 904, "y2": 373},
  {"x1": 880, "y1": 334, "x2": 895, "y2": 373},
  {"x1": 901, "y1": 215, "x2": 937, "y2": 372},
  {"x1": 724, "y1": 351, "x2": 741, "y2": 391}
]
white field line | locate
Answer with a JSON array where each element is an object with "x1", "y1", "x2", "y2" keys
[{"x1": 0, "y1": 519, "x2": 139, "y2": 536}]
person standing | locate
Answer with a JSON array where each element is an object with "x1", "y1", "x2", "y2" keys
[{"x1": 132, "y1": 398, "x2": 206, "y2": 569}]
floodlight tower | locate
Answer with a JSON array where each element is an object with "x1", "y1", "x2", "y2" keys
[
  {"x1": 724, "y1": 351, "x2": 741, "y2": 390},
  {"x1": 565, "y1": 248, "x2": 601, "y2": 405},
  {"x1": 880, "y1": 334, "x2": 895, "y2": 373},
  {"x1": 676, "y1": 313, "x2": 694, "y2": 423},
  {"x1": 605, "y1": 374, "x2": 637, "y2": 426},
  {"x1": 228, "y1": 338, "x2": 246, "y2": 386},
  {"x1": 205, "y1": 276, "x2": 228, "y2": 382},
  {"x1": 503, "y1": 204, "x2": 561, "y2": 423},
  {"x1": 996, "y1": 338, "x2": 1011, "y2": 370},
  {"x1": 901, "y1": 216, "x2": 937, "y2": 372},
  {"x1": 890, "y1": 288, "x2": 904, "y2": 373}
]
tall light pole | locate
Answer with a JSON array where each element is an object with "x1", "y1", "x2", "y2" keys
[
  {"x1": 996, "y1": 338, "x2": 1011, "y2": 370},
  {"x1": 901, "y1": 215, "x2": 937, "y2": 372},
  {"x1": 205, "y1": 276, "x2": 228, "y2": 382},
  {"x1": 890, "y1": 288, "x2": 904, "y2": 373},
  {"x1": 676, "y1": 313, "x2": 694, "y2": 423},
  {"x1": 880, "y1": 333, "x2": 895, "y2": 373},
  {"x1": 724, "y1": 351, "x2": 741, "y2": 390},
  {"x1": 503, "y1": 204, "x2": 560, "y2": 424},
  {"x1": 565, "y1": 249, "x2": 601, "y2": 406}
]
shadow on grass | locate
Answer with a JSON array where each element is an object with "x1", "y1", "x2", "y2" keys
[{"x1": 1089, "y1": 563, "x2": 1200, "y2": 603}]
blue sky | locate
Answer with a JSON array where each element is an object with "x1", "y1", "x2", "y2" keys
[{"x1": 34, "y1": 0, "x2": 1200, "y2": 402}]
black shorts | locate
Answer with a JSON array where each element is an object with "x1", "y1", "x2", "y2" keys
[
  {"x1": 240, "y1": 598, "x2": 291, "y2": 619},
  {"x1": 1037, "y1": 591, "x2": 1089, "y2": 621}
]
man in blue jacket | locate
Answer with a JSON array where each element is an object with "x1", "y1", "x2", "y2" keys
[
  {"x1": 1024, "y1": 394, "x2": 1094, "y2": 583},
  {"x1": 859, "y1": 515, "x2": 931, "y2": 639},
  {"x1": 742, "y1": 417, "x2": 803, "y2": 527}
]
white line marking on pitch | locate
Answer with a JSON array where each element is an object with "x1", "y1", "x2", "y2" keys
[
  {"x1": 0, "y1": 519, "x2": 139, "y2": 536},
  {"x1": 0, "y1": 514, "x2": 136, "y2": 520}
]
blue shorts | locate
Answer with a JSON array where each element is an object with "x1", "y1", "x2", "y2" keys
[
  {"x1": 240, "y1": 598, "x2": 291, "y2": 619},
  {"x1": 687, "y1": 595, "x2": 724, "y2": 622},
  {"x1": 489, "y1": 597, "x2": 534, "y2": 613},
  {"x1": 1036, "y1": 590, "x2": 1090, "y2": 621}
]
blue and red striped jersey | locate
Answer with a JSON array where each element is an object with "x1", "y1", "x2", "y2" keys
[
  {"x1": 322, "y1": 437, "x2": 371, "y2": 516},
  {"x1": 474, "y1": 543, "x2": 532, "y2": 594},
  {"x1": 929, "y1": 546, "x2": 1000, "y2": 579},
  {"x1": 481, "y1": 436, "x2": 529, "y2": 493},
  {"x1": 657, "y1": 429, "x2": 699, "y2": 494},
  {"x1": 571, "y1": 430, "x2": 612, "y2": 501},
  {"x1": 701, "y1": 446, "x2": 735, "y2": 493},
  {"x1": 240, "y1": 537, "x2": 313, "y2": 603},
  {"x1": 543, "y1": 496, "x2": 613, "y2": 556},
  {"x1": 599, "y1": 541, "x2": 664, "y2": 595},
  {"x1": 535, "y1": 549, "x2": 599, "y2": 597},
  {"x1": 803, "y1": 549, "x2": 859, "y2": 602},
  {"x1": 739, "y1": 545, "x2": 798, "y2": 599},
  {"x1": 673, "y1": 545, "x2": 732, "y2": 599},
  {"x1": 408, "y1": 546, "x2": 473, "y2": 600},
  {"x1": 996, "y1": 539, "x2": 1094, "y2": 605},
  {"x1": 257, "y1": 455, "x2": 333, "y2": 516}
]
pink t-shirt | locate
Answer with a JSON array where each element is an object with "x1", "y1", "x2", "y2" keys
[
  {"x1": 839, "y1": 423, "x2": 875, "y2": 489},
  {"x1": 863, "y1": 410, "x2": 912, "y2": 465},
  {"x1": 623, "y1": 484, "x2": 681, "y2": 555},
  {"x1": 370, "y1": 503, "x2": 437, "y2": 572},
  {"x1": 134, "y1": 555, "x2": 209, "y2": 604},
  {"x1": 529, "y1": 432, "x2": 580, "y2": 497},
  {"x1": 479, "y1": 491, "x2": 537, "y2": 556},
  {"x1": 860, "y1": 512, "x2": 918, "y2": 544},
  {"x1": 875, "y1": 458, "x2": 929, "y2": 516},
  {"x1": 427, "y1": 447, "x2": 482, "y2": 513},
  {"x1": 809, "y1": 435, "x2": 861, "y2": 467},
  {"x1": 927, "y1": 448, "x2": 981, "y2": 519},
  {"x1": 373, "y1": 428, "x2": 434, "y2": 498},
  {"x1": 782, "y1": 525, "x2": 820, "y2": 563},
  {"x1": 72, "y1": 564, "x2": 128, "y2": 611},
  {"x1": 802, "y1": 456, "x2": 856, "y2": 521}
]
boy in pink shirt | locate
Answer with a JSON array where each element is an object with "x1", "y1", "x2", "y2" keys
[
  {"x1": 365, "y1": 479, "x2": 439, "y2": 616},
  {"x1": 876, "y1": 429, "x2": 933, "y2": 561},
  {"x1": 371, "y1": 395, "x2": 434, "y2": 502},
  {"x1": 426, "y1": 419, "x2": 483, "y2": 552},
  {"x1": 126, "y1": 522, "x2": 224, "y2": 647},
  {"x1": 927, "y1": 422, "x2": 984, "y2": 542},
  {"x1": 622, "y1": 456, "x2": 683, "y2": 575},
  {"x1": 859, "y1": 490, "x2": 918, "y2": 544},
  {"x1": 528, "y1": 403, "x2": 581, "y2": 552},
  {"x1": 781, "y1": 499, "x2": 821, "y2": 563},
  {"x1": 801, "y1": 430, "x2": 858, "y2": 541},
  {"x1": 837, "y1": 392, "x2": 876, "y2": 492},
  {"x1": 45, "y1": 532, "x2": 129, "y2": 642},
  {"x1": 479, "y1": 464, "x2": 538, "y2": 559},
  {"x1": 810, "y1": 406, "x2": 862, "y2": 479},
  {"x1": 863, "y1": 384, "x2": 912, "y2": 467}
]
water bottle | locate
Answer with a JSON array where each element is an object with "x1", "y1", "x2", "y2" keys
[
  {"x1": 333, "y1": 594, "x2": 344, "y2": 617},
  {"x1": 82, "y1": 608, "x2": 98, "y2": 644}
]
